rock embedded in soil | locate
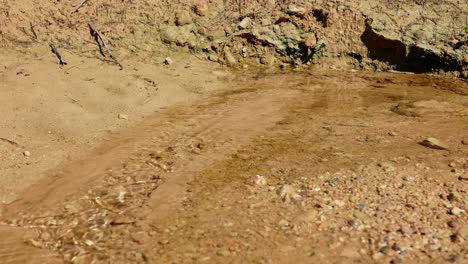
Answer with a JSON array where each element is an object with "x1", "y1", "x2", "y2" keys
[
  {"x1": 208, "y1": 54, "x2": 218, "y2": 62},
  {"x1": 399, "y1": 225, "x2": 415, "y2": 234},
  {"x1": 340, "y1": 247, "x2": 361, "y2": 258},
  {"x1": 279, "y1": 185, "x2": 301, "y2": 203},
  {"x1": 303, "y1": 33, "x2": 317, "y2": 48},
  {"x1": 118, "y1": 114, "x2": 129, "y2": 120},
  {"x1": 175, "y1": 11, "x2": 192, "y2": 26},
  {"x1": 254, "y1": 175, "x2": 267, "y2": 186},
  {"x1": 23, "y1": 150, "x2": 31, "y2": 157},
  {"x1": 223, "y1": 49, "x2": 237, "y2": 66},
  {"x1": 286, "y1": 5, "x2": 306, "y2": 17},
  {"x1": 164, "y1": 57, "x2": 173, "y2": 65},
  {"x1": 193, "y1": 0, "x2": 208, "y2": 16},
  {"x1": 450, "y1": 207, "x2": 465, "y2": 216},
  {"x1": 419, "y1": 137, "x2": 449, "y2": 150},
  {"x1": 462, "y1": 138, "x2": 468, "y2": 145},
  {"x1": 447, "y1": 220, "x2": 459, "y2": 228},
  {"x1": 239, "y1": 17, "x2": 252, "y2": 29}
]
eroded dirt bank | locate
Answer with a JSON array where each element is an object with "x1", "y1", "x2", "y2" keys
[
  {"x1": 0, "y1": 70, "x2": 467, "y2": 263},
  {"x1": 1, "y1": 0, "x2": 467, "y2": 77}
]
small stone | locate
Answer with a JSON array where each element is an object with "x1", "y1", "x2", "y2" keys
[
  {"x1": 175, "y1": 10, "x2": 192, "y2": 26},
  {"x1": 389, "y1": 131, "x2": 398, "y2": 136},
  {"x1": 459, "y1": 226, "x2": 468, "y2": 239},
  {"x1": 340, "y1": 247, "x2": 360, "y2": 258},
  {"x1": 223, "y1": 49, "x2": 237, "y2": 66},
  {"x1": 118, "y1": 114, "x2": 129, "y2": 120},
  {"x1": 447, "y1": 192, "x2": 457, "y2": 201},
  {"x1": 164, "y1": 57, "x2": 173, "y2": 65},
  {"x1": 447, "y1": 254, "x2": 460, "y2": 263},
  {"x1": 26, "y1": 239, "x2": 43, "y2": 248},
  {"x1": 254, "y1": 175, "x2": 267, "y2": 186},
  {"x1": 419, "y1": 137, "x2": 449, "y2": 150},
  {"x1": 39, "y1": 231, "x2": 51, "y2": 240},
  {"x1": 208, "y1": 54, "x2": 218, "y2": 62},
  {"x1": 303, "y1": 33, "x2": 317, "y2": 48},
  {"x1": 399, "y1": 225, "x2": 414, "y2": 234},
  {"x1": 378, "y1": 162, "x2": 395, "y2": 173},
  {"x1": 447, "y1": 220, "x2": 459, "y2": 228},
  {"x1": 239, "y1": 17, "x2": 252, "y2": 29},
  {"x1": 390, "y1": 258, "x2": 402, "y2": 264},
  {"x1": 428, "y1": 243, "x2": 441, "y2": 251},
  {"x1": 287, "y1": 5, "x2": 306, "y2": 17},
  {"x1": 372, "y1": 252, "x2": 385, "y2": 260},
  {"x1": 450, "y1": 207, "x2": 465, "y2": 216},
  {"x1": 279, "y1": 185, "x2": 301, "y2": 203},
  {"x1": 391, "y1": 243, "x2": 402, "y2": 253},
  {"x1": 193, "y1": 0, "x2": 209, "y2": 16},
  {"x1": 23, "y1": 151, "x2": 31, "y2": 157},
  {"x1": 216, "y1": 250, "x2": 231, "y2": 256},
  {"x1": 379, "y1": 246, "x2": 388, "y2": 254},
  {"x1": 461, "y1": 138, "x2": 468, "y2": 145},
  {"x1": 278, "y1": 219, "x2": 289, "y2": 227},
  {"x1": 450, "y1": 233, "x2": 462, "y2": 243}
]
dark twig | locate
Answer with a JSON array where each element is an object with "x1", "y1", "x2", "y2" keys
[
  {"x1": 50, "y1": 44, "x2": 67, "y2": 65},
  {"x1": 73, "y1": 0, "x2": 90, "y2": 13},
  {"x1": 0, "y1": 137, "x2": 20, "y2": 146},
  {"x1": 29, "y1": 22, "x2": 38, "y2": 41},
  {"x1": 88, "y1": 20, "x2": 123, "y2": 70}
]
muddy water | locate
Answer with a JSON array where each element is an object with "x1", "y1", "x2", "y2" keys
[{"x1": 0, "y1": 70, "x2": 467, "y2": 263}]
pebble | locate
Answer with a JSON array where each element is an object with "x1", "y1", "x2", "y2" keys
[
  {"x1": 461, "y1": 138, "x2": 468, "y2": 145},
  {"x1": 450, "y1": 207, "x2": 465, "y2": 216},
  {"x1": 254, "y1": 175, "x2": 267, "y2": 186},
  {"x1": 239, "y1": 17, "x2": 252, "y2": 29},
  {"x1": 193, "y1": 0, "x2": 209, "y2": 16},
  {"x1": 302, "y1": 33, "x2": 317, "y2": 48},
  {"x1": 372, "y1": 252, "x2": 385, "y2": 260},
  {"x1": 340, "y1": 247, "x2": 361, "y2": 258},
  {"x1": 208, "y1": 54, "x2": 218, "y2": 62},
  {"x1": 164, "y1": 57, "x2": 173, "y2": 65},
  {"x1": 278, "y1": 219, "x2": 289, "y2": 227},
  {"x1": 216, "y1": 250, "x2": 231, "y2": 256},
  {"x1": 447, "y1": 220, "x2": 459, "y2": 228},
  {"x1": 379, "y1": 246, "x2": 388, "y2": 254},
  {"x1": 388, "y1": 131, "x2": 398, "y2": 136},
  {"x1": 459, "y1": 226, "x2": 468, "y2": 239},
  {"x1": 118, "y1": 114, "x2": 129, "y2": 120},
  {"x1": 279, "y1": 185, "x2": 301, "y2": 203},
  {"x1": 175, "y1": 10, "x2": 192, "y2": 26},
  {"x1": 419, "y1": 137, "x2": 449, "y2": 150},
  {"x1": 446, "y1": 192, "x2": 457, "y2": 201},
  {"x1": 23, "y1": 150, "x2": 31, "y2": 157},
  {"x1": 287, "y1": 5, "x2": 306, "y2": 17},
  {"x1": 378, "y1": 162, "x2": 396, "y2": 173},
  {"x1": 399, "y1": 225, "x2": 414, "y2": 234},
  {"x1": 223, "y1": 49, "x2": 237, "y2": 66}
]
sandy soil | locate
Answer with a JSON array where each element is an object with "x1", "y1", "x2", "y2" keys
[
  {"x1": 0, "y1": 46, "x2": 233, "y2": 203},
  {"x1": 0, "y1": 65, "x2": 466, "y2": 263}
]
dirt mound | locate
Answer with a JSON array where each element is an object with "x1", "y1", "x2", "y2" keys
[{"x1": 1, "y1": 0, "x2": 466, "y2": 76}]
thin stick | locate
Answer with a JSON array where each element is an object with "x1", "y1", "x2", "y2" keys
[
  {"x1": 30, "y1": 22, "x2": 38, "y2": 41},
  {"x1": 73, "y1": 0, "x2": 90, "y2": 13},
  {"x1": 50, "y1": 44, "x2": 67, "y2": 65},
  {"x1": 88, "y1": 20, "x2": 123, "y2": 70},
  {"x1": 0, "y1": 138, "x2": 20, "y2": 146}
]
